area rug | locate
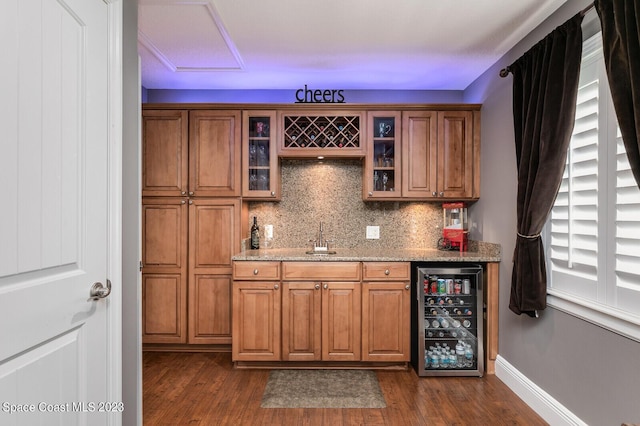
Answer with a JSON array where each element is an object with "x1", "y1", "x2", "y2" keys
[{"x1": 260, "y1": 369, "x2": 386, "y2": 408}]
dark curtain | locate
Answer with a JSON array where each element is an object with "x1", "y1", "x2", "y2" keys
[
  {"x1": 508, "y1": 13, "x2": 584, "y2": 317},
  {"x1": 595, "y1": 0, "x2": 640, "y2": 188}
]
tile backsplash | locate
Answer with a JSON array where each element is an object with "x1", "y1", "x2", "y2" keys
[{"x1": 248, "y1": 159, "x2": 444, "y2": 249}]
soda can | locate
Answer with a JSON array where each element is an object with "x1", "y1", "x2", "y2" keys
[
  {"x1": 462, "y1": 279, "x2": 471, "y2": 294},
  {"x1": 430, "y1": 278, "x2": 438, "y2": 294},
  {"x1": 438, "y1": 279, "x2": 447, "y2": 295},
  {"x1": 454, "y1": 279, "x2": 462, "y2": 294},
  {"x1": 446, "y1": 279, "x2": 454, "y2": 294}
]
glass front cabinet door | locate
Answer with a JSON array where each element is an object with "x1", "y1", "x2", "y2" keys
[
  {"x1": 242, "y1": 111, "x2": 280, "y2": 200},
  {"x1": 364, "y1": 111, "x2": 402, "y2": 199}
]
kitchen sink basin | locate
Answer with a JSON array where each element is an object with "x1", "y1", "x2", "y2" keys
[{"x1": 305, "y1": 250, "x2": 337, "y2": 255}]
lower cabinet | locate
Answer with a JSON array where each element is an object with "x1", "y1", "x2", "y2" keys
[{"x1": 232, "y1": 260, "x2": 410, "y2": 365}]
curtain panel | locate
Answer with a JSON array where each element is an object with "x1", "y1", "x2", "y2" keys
[
  {"x1": 595, "y1": 0, "x2": 640, "y2": 188},
  {"x1": 508, "y1": 13, "x2": 584, "y2": 317}
]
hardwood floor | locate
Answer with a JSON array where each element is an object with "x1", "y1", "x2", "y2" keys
[{"x1": 143, "y1": 352, "x2": 547, "y2": 425}]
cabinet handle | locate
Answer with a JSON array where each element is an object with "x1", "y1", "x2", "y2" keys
[
  {"x1": 314, "y1": 284, "x2": 320, "y2": 290},
  {"x1": 181, "y1": 191, "x2": 186, "y2": 195},
  {"x1": 253, "y1": 269, "x2": 259, "y2": 275},
  {"x1": 274, "y1": 284, "x2": 279, "y2": 290},
  {"x1": 368, "y1": 192, "x2": 373, "y2": 196},
  {"x1": 384, "y1": 269, "x2": 390, "y2": 275},
  {"x1": 323, "y1": 283, "x2": 328, "y2": 290},
  {"x1": 181, "y1": 200, "x2": 186, "y2": 205},
  {"x1": 432, "y1": 191, "x2": 437, "y2": 197},
  {"x1": 439, "y1": 192, "x2": 444, "y2": 197},
  {"x1": 188, "y1": 200, "x2": 193, "y2": 205},
  {"x1": 405, "y1": 284, "x2": 410, "y2": 290},
  {"x1": 271, "y1": 191, "x2": 276, "y2": 196},
  {"x1": 188, "y1": 191, "x2": 194, "y2": 196}
]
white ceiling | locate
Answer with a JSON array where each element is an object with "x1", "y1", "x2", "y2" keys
[{"x1": 138, "y1": 0, "x2": 568, "y2": 91}]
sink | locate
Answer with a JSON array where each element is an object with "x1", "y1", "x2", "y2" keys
[{"x1": 305, "y1": 250, "x2": 337, "y2": 255}]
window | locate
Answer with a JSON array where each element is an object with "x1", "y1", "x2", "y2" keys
[{"x1": 544, "y1": 32, "x2": 640, "y2": 342}]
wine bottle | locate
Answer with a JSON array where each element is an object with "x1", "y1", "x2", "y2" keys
[{"x1": 250, "y1": 217, "x2": 260, "y2": 249}]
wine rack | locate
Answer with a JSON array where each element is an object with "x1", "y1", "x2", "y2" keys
[{"x1": 283, "y1": 115, "x2": 361, "y2": 149}]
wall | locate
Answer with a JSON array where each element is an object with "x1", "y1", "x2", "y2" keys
[
  {"x1": 464, "y1": 1, "x2": 640, "y2": 425},
  {"x1": 249, "y1": 159, "x2": 442, "y2": 249}
]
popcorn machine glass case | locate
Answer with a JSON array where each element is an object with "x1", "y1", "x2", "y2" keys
[{"x1": 441, "y1": 202, "x2": 468, "y2": 252}]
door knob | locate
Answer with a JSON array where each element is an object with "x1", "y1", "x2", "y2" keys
[{"x1": 88, "y1": 280, "x2": 111, "y2": 301}]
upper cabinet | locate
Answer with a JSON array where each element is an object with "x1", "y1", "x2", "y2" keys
[
  {"x1": 364, "y1": 111, "x2": 402, "y2": 199},
  {"x1": 278, "y1": 111, "x2": 366, "y2": 158},
  {"x1": 142, "y1": 109, "x2": 241, "y2": 197},
  {"x1": 189, "y1": 110, "x2": 241, "y2": 197},
  {"x1": 401, "y1": 109, "x2": 480, "y2": 200},
  {"x1": 242, "y1": 111, "x2": 280, "y2": 200},
  {"x1": 142, "y1": 110, "x2": 189, "y2": 197}
]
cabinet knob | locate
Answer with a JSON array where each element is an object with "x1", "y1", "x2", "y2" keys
[
  {"x1": 368, "y1": 192, "x2": 373, "y2": 197},
  {"x1": 181, "y1": 191, "x2": 186, "y2": 195},
  {"x1": 188, "y1": 200, "x2": 193, "y2": 205},
  {"x1": 188, "y1": 191, "x2": 194, "y2": 196},
  {"x1": 271, "y1": 191, "x2": 276, "y2": 196},
  {"x1": 253, "y1": 269, "x2": 259, "y2": 275},
  {"x1": 405, "y1": 284, "x2": 410, "y2": 290},
  {"x1": 323, "y1": 283, "x2": 328, "y2": 290},
  {"x1": 314, "y1": 284, "x2": 320, "y2": 290},
  {"x1": 181, "y1": 200, "x2": 186, "y2": 204},
  {"x1": 384, "y1": 269, "x2": 390, "y2": 275},
  {"x1": 432, "y1": 191, "x2": 437, "y2": 197},
  {"x1": 274, "y1": 284, "x2": 279, "y2": 290},
  {"x1": 439, "y1": 192, "x2": 444, "y2": 197}
]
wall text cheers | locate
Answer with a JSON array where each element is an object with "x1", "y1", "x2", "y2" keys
[{"x1": 295, "y1": 85, "x2": 345, "y2": 103}]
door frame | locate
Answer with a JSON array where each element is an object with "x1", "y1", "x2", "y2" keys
[{"x1": 106, "y1": 0, "x2": 124, "y2": 421}]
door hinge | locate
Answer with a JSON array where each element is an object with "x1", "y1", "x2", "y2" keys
[{"x1": 139, "y1": 261, "x2": 143, "y2": 271}]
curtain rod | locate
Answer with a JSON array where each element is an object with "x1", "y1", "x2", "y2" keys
[{"x1": 499, "y1": 2, "x2": 595, "y2": 78}]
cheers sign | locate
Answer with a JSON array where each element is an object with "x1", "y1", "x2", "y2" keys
[{"x1": 295, "y1": 85, "x2": 345, "y2": 103}]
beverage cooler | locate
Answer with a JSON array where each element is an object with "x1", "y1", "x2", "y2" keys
[{"x1": 411, "y1": 264, "x2": 484, "y2": 377}]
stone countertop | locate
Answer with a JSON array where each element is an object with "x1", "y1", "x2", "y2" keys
[{"x1": 232, "y1": 242, "x2": 501, "y2": 263}]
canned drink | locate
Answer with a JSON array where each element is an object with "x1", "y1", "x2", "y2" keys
[
  {"x1": 462, "y1": 279, "x2": 471, "y2": 294},
  {"x1": 438, "y1": 279, "x2": 447, "y2": 295},
  {"x1": 454, "y1": 279, "x2": 462, "y2": 294},
  {"x1": 446, "y1": 279, "x2": 454, "y2": 294},
  {"x1": 430, "y1": 279, "x2": 438, "y2": 295}
]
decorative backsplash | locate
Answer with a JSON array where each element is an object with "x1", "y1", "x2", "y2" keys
[{"x1": 247, "y1": 159, "x2": 444, "y2": 250}]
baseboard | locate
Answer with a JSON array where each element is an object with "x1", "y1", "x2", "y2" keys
[{"x1": 495, "y1": 355, "x2": 587, "y2": 426}]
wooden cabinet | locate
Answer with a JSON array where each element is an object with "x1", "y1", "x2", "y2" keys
[
  {"x1": 142, "y1": 109, "x2": 241, "y2": 197},
  {"x1": 141, "y1": 198, "x2": 188, "y2": 343},
  {"x1": 187, "y1": 198, "x2": 242, "y2": 344},
  {"x1": 364, "y1": 111, "x2": 402, "y2": 200},
  {"x1": 281, "y1": 262, "x2": 361, "y2": 361},
  {"x1": 189, "y1": 110, "x2": 241, "y2": 197},
  {"x1": 232, "y1": 262, "x2": 281, "y2": 361},
  {"x1": 361, "y1": 262, "x2": 411, "y2": 361},
  {"x1": 242, "y1": 111, "x2": 280, "y2": 200},
  {"x1": 142, "y1": 110, "x2": 188, "y2": 197},
  {"x1": 402, "y1": 109, "x2": 479, "y2": 200},
  {"x1": 141, "y1": 197, "x2": 242, "y2": 345}
]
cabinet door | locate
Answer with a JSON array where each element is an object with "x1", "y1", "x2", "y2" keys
[
  {"x1": 232, "y1": 282, "x2": 281, "y2": 361},
  {"x1": 142, "y1": 198, "x2": 188, "y2": 344},
  {"x1": 364, "y1": 111, "x2": 402, "y2": 200},
  {"x1": 189, "y1": 199, "x2": 241, "y2": 344},
  {"x1": 281, "y1": 282, "x2": 322, "y2": 361},
  {"x1": 189, "y1": 110, "x2": 241, "y2": 197},
  {"x1": 402, "y1": 110, "x2": 438, "y2": 198},
  {"x1": 322, "y1": 282, "x2": 361, "y2": 361},
  {"x1": 142, "y1": 110, "x2": 188, "y2": 197},
  {"x1": 362, "y1": 282, "x2": 411, "y2": 361},
  {"x1": 188, "y1": 275, "x2": 232, "y2": 344},
  {"x1": 243, "y1": 111, "x2": 280, "y2": 200},
  {"x1": 438, "y1": 110, "x2": 475, "y2": 199}
]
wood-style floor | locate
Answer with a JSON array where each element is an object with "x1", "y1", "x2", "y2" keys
[{"x1": 143, "y1": 352, "x2": 547, "y2": 426}]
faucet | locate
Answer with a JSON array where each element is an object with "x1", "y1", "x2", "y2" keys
[{"x1": 310, "y1": 222, "x2": 331, "y2": 251}]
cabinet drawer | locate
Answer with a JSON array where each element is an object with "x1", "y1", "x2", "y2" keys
[
  {"x1": 233, "y1": 261, "x2": 280, "y2": 280},
  {"x1": 282, "y1": 262, "x2": 361, "y2": 281},
  {"x1": 362, "y1": 262, "x2": 411, "y2": 280}
]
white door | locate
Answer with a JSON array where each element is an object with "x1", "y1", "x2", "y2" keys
[{"x1": 0, "y1": 0, "x2": 122, "y2": 425}]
